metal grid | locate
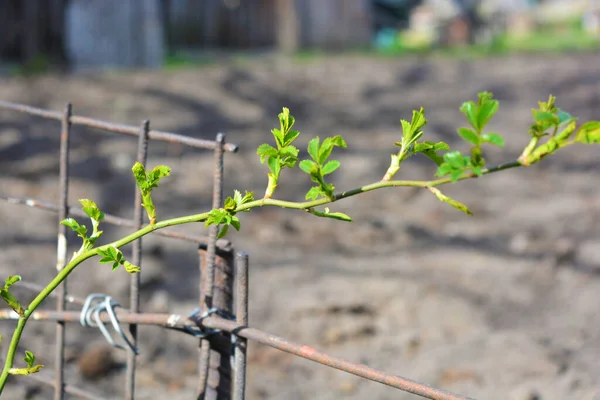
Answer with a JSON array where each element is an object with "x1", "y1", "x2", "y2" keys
[{"x1": 0, "y1": 100, "x2": 474, "y2": 400}]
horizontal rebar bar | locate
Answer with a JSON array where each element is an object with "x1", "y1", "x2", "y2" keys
[
  {"x1": 0, "y1": 100, "x2": 238, "y2": 152},
  {"x1": 203, "y1": 317, "x2": 475, "y2": 400},
  {"x1": 0, "y1": 308, "x2": 473, "y2": 400},
  {"x1": 0, "y1": 194, "x2": 231, "y2": 247},
  {"x1": 28, "y1": 374, "x2": 106, "y2": 400}
]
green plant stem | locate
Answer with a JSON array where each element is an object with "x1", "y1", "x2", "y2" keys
[
  {"x1": 0, "y1": 159, "x2": 522, "y2": 393},
  {"x1": 240, "y1": 160, "x2": 522, "y2": 212}
]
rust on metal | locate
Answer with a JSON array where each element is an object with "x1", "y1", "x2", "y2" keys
[
  {"x1": 0, "y1": 194, "x2": 230, "y2": 245},
  {"x1": 125, "y1": 120, "x2": 150, "y2": 399},
  {"x1": 0, "y1": 100, "x2": 238, "y2": 152},
  {"x1": 233, "y1": 252, "x2": 249, "y2": 400},
  {"x1": 54, "y1": 102, "x2": 72, "y2": 400}
]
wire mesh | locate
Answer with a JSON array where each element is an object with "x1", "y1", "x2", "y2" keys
[{"x1": 0, "y1": 100, "x2": 474, "y2": 400}]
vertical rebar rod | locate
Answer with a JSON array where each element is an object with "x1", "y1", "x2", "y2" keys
[
  {"x1": 197, "y1": 133, "x2": 225, "y2": 399},
  {"x1": 54, "y1": 102, "x2": 72, "y2": 400},
  {"x1": 125, "y1": 120, "x2": 150, "y2": 399},
  {"x1": 233, "y1": 252, "x2": 249, "y2": 400}
]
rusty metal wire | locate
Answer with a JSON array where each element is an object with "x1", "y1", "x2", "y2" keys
[
  {"x1": 0, "y1": 100, "x2": 476, "y2": 400},
  {"x1": 0, "y1": 100, "x2": 238, "y2": 152},
  {"x1": 0, "y1": 306, "x2": 473, "y2": 400}
]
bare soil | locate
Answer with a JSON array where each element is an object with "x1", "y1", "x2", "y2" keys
[{"x1": 1, "y1": 52, "x2": 600, "y2": 400}]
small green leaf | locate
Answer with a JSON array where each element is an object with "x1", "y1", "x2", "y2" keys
[
  {"x1": 132, "y1": 162, "x2": 147, "y2": 192},
  {"x1": 429, "y1": 187, "x2": 473, "y2": 215},
  {"x1": 318, "y1": 136, "x2": 347, "y2": 164},
  {"x1": 476, "y1": 99, "x2": 499, "y2": 131},
  {"x1": 123, "y1": 261, "x2": 141, "y2": 274},
  {"x1": 576, "y1": 121, "x2": 600, "y2": 144},
  {"x1": 307, "y1": 137, "x2": 320, "y2": 162},
  {"x1": 241, "y1": 191, "x2": 254, "y2": 205},
  {"x1": 533, "y1": 110, "x2": 559, "y2": 125},
  {"x1": 457, "y1": 127, "x2": 479, "y2": 145},
  {"x1": 79, "y1": 199, "x2": 104, "y2": 222},
  {"x1": 267, "y1": 156, "x2": 281, "y2": 177},
  {"x1": 217, "y1": 224, "x2": 229, "y2": 239},
  {"x1": 230, "y1": 216, "x2": 241, "y2": 231},
  {"x1": 256, "y1": 143, "x2": 278, "y2": 163},
  {"x1": 9, "y1": 351, "x2": 43, "y2": 375},
  {"x1": 481, "y1": 132, "x2": 505, "y2": 147},
  {"x1": 460, "y1": 101, "x2": 478, "y2": 131},
  {"x1": 1, "y1": 276, "x2": 23, "y2": 316},
  {"x1": 224, "y1": 197, "x2": 236, "y2": 212},
  {"x1": 271, "y1": 128, "x2": 284, "y2": 148},
  {"x1": 299, "y1": 160, "x2": 317, "y2": 175},
  {"x1": 283, "y1": 130, "x2": 300, "y2": 146},
  {"x1": 557, "y1": 109, "x2": 573, "y2": 125},
  {"x1": 5, "y1": 276, "x2": 21, "y2": 288},
  {"x1": 321, "y1": 160, "x2": 341, "y2": 175},
  {"x1": 412, "y1": 141, "x2": 449, "y2": 166},
  {"x1": 305, "y1": 186, "x2": 325, "y2": 200},
  {"x1": 309, "y1": 207, "x2": 353, "y2": 222}
]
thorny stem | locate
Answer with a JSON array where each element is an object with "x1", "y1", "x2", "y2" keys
[{"x1": 0, "y1": 159, "x2": 522, "y2": 393}]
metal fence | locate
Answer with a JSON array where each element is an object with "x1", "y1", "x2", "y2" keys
[{"x1": 0, "y1": 100, "x2": 474, "y2": 400}]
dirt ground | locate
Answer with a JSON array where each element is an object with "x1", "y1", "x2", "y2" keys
[{"x1": 1, "y1": 52, "x2": 600, "y2": 400}]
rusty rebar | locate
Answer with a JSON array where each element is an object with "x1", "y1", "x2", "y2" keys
[
  {"x1": 0, "y1": 307, "x2": 473, "y2": 400},
  {"x1": 54, "y1": 102, "x2": 71, "y2": 400},
  {"x1": 0, "y1": 194, "x2": 234, "y2": 246},
  {"x1": 29, "y1": 373, "x2": 105, "y2": 400},
  {"x1": 197, "y1": 133, "x2": 227, "y2": 399},
  {"x1": 233, "y1": 252, "x2": 249, "y2": 400},
  {"x1": 203, "y1": 317, "x2": 475, "y2": 400},
  {"x1": 125, "y1": 120, "x2": 149, "y2": 399},
  {"x1": 0, "y1": 100, "x2": 238, "y2": 152}
]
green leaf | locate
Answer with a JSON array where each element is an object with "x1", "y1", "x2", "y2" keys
[
  {"x1": 299, "y1": 160, "x2": 317, "y2": 175},
  {"x1": 307, "y1": 137, "x2": 320, "y2": 162},
  {"x1": 460, "y1": 101, "x2": 478, "y2": 131},
  {"x1": 5, "y1": 276, "x2": 21, "y2": 288},
  {"x1": 122, "y1": 261, "x2": 141, "y2": 274},
  {"x1": 1, "y1": 276, "x2": 23, "y2": 316},
  {"x1": 476, "y1": 99, "x2": 499, "y2": 131},
  {"x1": 230, "y1": 216, "x2": 241, "y2": 231},
  {"x1": 305, "y1": 186, "x2": 325, "y2": 200},
  {"x1": 147, "y1": 165, "x2": 171, "y2": 189},
  {"x1": 271, "y1": 128, "x2": 284, "y2": 148},
  {"x1": 481, "y1": 132, "x2": 505, "y2": 147},
  {"x1": 309, "y1": 207, "x2": 353, "y2": 222},
  {"x1": 132, "y1": 162, "x2": 147, "y2": 192},
  {"x1": 256, "y1": 143, "x2": 278, "y2": 164},
  {"x1": 318, "y1": 136, "x2": 347, "y2": 164},
  {"x1": 217, "y1": 224, "x2": 229, "y2": 239},
  {"x1": 279, "y1": 145, "x2": 299, "y2": 159},
  {"x1": 412, "y1": 141, "x2": 449, "y2": 166},
  {"x1": 224, "y1": 196, "x2": 236, "y2": 212},
  {"x1": 557, "y1": 109, "x2": 574, "y2": 125},
  {"x1": 533, "y1": 110, "x2": 559, "y2": 125},
  {"x1": 429, "y1": 187, "x2": 473, "y2": 215},
  {"x1": 450, "y1": 170, "x2": 464, "y2": 182},
  {"x1": 321, "y1": 160, "x2": 341, "y2": 175},
  {"x1": 79, "y1": 199, "x2": 104, "y2": 222},
  {"x1": 576, "y1": 121, "x2": 600, "y2": 144},
  {"x1": 399, "y1": 119, "x2": 412, "y2": 146},
  {"x1": 240, "y1": 191, "x2": 254, "y2": 206},
  {"x1": 9, "y1": 351, "x2": 43, "y2": 375},
  {"x1": 457, "y1": 127, "x2": 479, "y2": 145},
  {"x1": 267, "y1": 156, "x2": 281, "y2": 177},
  {"x1": 283, "y1": 130, "x2": 300, "y2": 147}
]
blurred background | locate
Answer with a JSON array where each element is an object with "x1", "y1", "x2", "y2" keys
[
  {"x1": 1, "y1": 1, "x2": 600, "y2": 400},
  {"x1": 0, "y1": 0, "x2": 599, "y2": 72}
]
